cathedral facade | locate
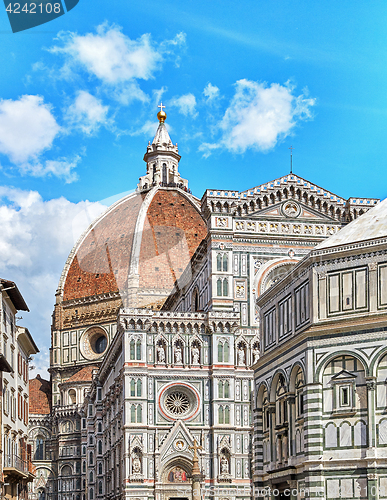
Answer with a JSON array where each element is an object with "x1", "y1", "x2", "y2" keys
[{"x1": 28, "y1": 108, "x2": 378, "y2": 500}]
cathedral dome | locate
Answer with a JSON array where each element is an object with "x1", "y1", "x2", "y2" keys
[{"x1": 57, "y1": 186, "x2": 206, "y2": 309}]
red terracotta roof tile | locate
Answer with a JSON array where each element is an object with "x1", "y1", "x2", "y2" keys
[
  {"x1": 29, "y1": 375, "x2": 51, "y2": 415},
  {"x1": 65, "y1": 365, "x2": 98, "y2": 383}
]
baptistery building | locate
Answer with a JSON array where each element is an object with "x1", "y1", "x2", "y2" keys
[
  {"x1": 253, "y1": 198, "x2": 387, "y2": 500},
  {"x1": 27, "y1": 108, "x2": 379, "y2": 500}
]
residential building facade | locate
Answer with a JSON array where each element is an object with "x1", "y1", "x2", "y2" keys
[{"x1": 1, "y1": 279, "x2": 38, "y2": 500}]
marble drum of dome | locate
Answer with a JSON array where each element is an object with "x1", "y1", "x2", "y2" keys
[
  {"x1": 80, "y1": 326, "x2": 108, "y2": 360},
  {"x1": 158, "y1": 382, "x2": 200, "y2": 421}
]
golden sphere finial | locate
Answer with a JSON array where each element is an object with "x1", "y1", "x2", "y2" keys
[{"x1": 157, "y1": 102, "x2": 167, "y2": 123}]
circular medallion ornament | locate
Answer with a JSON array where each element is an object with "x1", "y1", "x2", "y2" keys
[
  {"x1": 80, "y1": 326, "x2": 109, "y2": 360},
  {"x1": 282, "y1": 201, "x2": 301, "y2": 218},
  {"x1": 159, "y1": 383, "x2": 200, "y2": 421},
  {"x1": 174, "y1": 439, "x2": 186, "y2": 451}
]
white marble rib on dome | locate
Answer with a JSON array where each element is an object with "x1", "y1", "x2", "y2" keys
[{"x1": 315, "y1": 197, "x2": 387, "y2": 249}]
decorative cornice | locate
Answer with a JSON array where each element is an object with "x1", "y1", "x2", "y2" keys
[{"x1": 62, "y1": 291, "x2": 121, "y2": 309}]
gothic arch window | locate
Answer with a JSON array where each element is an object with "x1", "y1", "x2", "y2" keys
[
  {"x1": 219, "y1": 405, "x2": 230, "y2": 424},
  {"x1": 82, "y1": 461, "x2": 86, "y2": 472},
  {"x1": 89, "y1": 488, "x2": 94, "y2": 500},
  {"x1": 136, "y1": 340, "x2": 141, "y2": 360},
  {"x1": 97, "y1": 440, "x2": 102, "y2": 455},
  {"x1": 98, "y1": 463, "x2": 103, "y2": 475},
  {"x1": 137, "y1": 379, "x2": 142, "y2": 397},
  {"x1": 35, "y1": 435, "x2": 44, "y2": 460},
  {"x1": 89, "y1": 451, "x2": 94, "y2": 466},
  {"x1": 69, "y1": 389, "x2": 76, "y2": 404},
  {"x1": 131, "y1": 379, "x2": 136, "y2": 397},
  {"x1": 224, "y1": 342, "x2": 229, "y2": 362},
  {"x1": 217, "y1": 254, "x2": 228, "y2": 272},
  {"x1": 219, "y1": 405, "x2": 223, "y2": 423},
  {"x1": 130, "y1": 340, "x2": 135, "y2": 360},
  {"x1": 162, "y1": 163, "x2": 167, "y2": 183},
  {"x1": 137, "y1": 405, "x2": 142, "y2": 422},
  {"x1": 218, "y1": 380, "x2": 230, "y2": 398},
  {"x1": 217, "y1": 278, "x2": 222, "y2": 296},
  {"x1": 223, "y1": 279, "x2": 228, "y2": 296},
  {"x1": 89, "y1": 471, "x2": 93, "y2": 483},
  {"x1": 98, "y1": 481, "x2": 103, "y2": 495},
  {"x1": 130, "y1": 339, "x2": 141, "y2": 360},
  {"x1": 130, "y1": 404, "x2": 142, "y2": 423},
  {"x1": 131, "y1": 404, "x2": 136, "y2": 422},
  {"x1": 97, "y1": 422, "x2": 102, "y2": 433},
  {"x1": 218, "y1": 341, "x2": 229, "y2": 363}
]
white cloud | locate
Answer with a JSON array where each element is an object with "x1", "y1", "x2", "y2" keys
[
  {"x1": 203, "y1": 82, "x2": 220, "y2": 101},
  {"x1": 50, "y1": 26, "x2": 186, "y2": 96},
  {"x1": 29, "y1": 346, "x2": 50, "y2": 380},
  {"x1": 52, "y1": 26, "x2": 161, "y2": 83},
  {"x1": 170, "y1": 93, "x2": 197, "y2": 117},
  {"x1": 200, "y1": 79, "x2": 315, "y2": 155},
  {"x1": 0, "y1": 95, "x2": 60, "y2": 164},
  {"x1": 66, "y1": 91, "x2": 109, "y2": 135},
  {"x1": 134, "y1": 120, "x2": 159, "y2": 137},
  {"x1": 152, "y1": 86, "x2": 168, "y2": 106},
  {"x1": 0, "y1": 186, "x2": 106, "y2": 376},
  {"x1": 20, "y1": 156, "x2": 80, "y2": 183}
]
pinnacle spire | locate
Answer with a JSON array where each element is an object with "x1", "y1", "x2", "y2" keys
[{"x1": 137, "y1": 105, "x2": 189, "y2": 192}]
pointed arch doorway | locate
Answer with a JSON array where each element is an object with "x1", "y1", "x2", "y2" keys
[{"x1": 158, "y1": 460, "x2": 193, "y2": 500}]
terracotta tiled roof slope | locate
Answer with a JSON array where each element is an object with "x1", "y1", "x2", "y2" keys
[
  {"x1": 65, "y1": 365, "x2": 98, "y2": 384},
  {"x1": 29, "y1": 375, "x2": 52, "y2": 415}
]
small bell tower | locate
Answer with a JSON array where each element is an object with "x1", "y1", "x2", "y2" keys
[{"x1": 137, "y1": 104, "x2": 188, "y2": 191}]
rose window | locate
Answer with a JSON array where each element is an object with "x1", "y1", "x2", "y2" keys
[
  {"x1": 159, "y1": 383, "x2": 200, "y2": 421},
  {"x1": 165, "y1": 392, "x2": 190, "y2": 415}
]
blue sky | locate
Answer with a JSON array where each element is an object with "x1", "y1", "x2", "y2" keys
[{"x1": 0, "y1": 1, "x2": 386, "y2": 375}]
